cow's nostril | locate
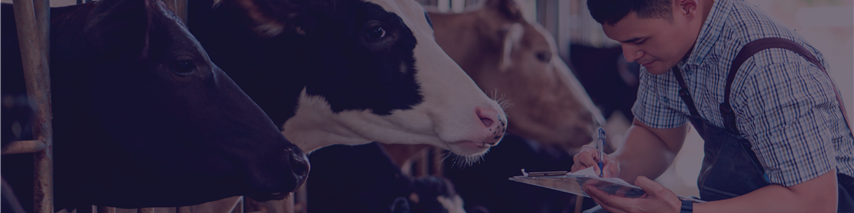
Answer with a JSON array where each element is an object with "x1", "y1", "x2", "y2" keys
[
  {"x1": 476, "y1": 107, "x2": 498, "y2": 128},
  {"x1": 289, "y1": 147, "x2": 311, "y2": 180},
  {"x1": 480, "y1": 117, "x2": 494, "y2": 127}
]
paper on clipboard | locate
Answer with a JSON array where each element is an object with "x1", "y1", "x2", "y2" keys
[
  {"x1": 509, "y1": 167, "x2": 645, "y2": 198},
  {"x1": 509, "y1": 167, "x2": 706, "y2": 203}
]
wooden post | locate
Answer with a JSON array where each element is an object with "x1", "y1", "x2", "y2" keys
[{"x1": 11, "y1": 0, "x2": 53, "y2": 212}]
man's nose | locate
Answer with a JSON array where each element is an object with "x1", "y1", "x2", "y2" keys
[{"x1": 621, "y1": 45, "x2": 643, "y2": 63}]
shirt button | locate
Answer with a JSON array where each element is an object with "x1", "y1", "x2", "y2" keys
[
  {"x1": 686, "y1": 69, "x2": 693, "y2": 75},
  {"x1": 663, "y1": 97, "x2": 670, "y2": 102}
]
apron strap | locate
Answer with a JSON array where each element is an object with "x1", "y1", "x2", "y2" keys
[
  {"x1": 725, "y1": 38, "x2": 851, "y2": 132},
  {"x1": 673, "y1": 66, "x2": 702, "y2": 117}
]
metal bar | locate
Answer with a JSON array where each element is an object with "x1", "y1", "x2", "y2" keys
[
  {"x1": 294, "y1": 186, "x2": 307, "y2": 213},
  {"x1": 263, "y1": 197, "x2": 290, "y2": 213},
  {"x1": 138, "y1": 208, "x2": 155, "y2": 213},
  {"x1": 431, "y1": 147, "x2": 443, "y2": 176},
  {"x1": 11, "y1": 0, "x2": 53, "y2": 212},
  {"x1": 228, "y1": 197, "x2": 243, "y2": 213},
  {"x1": 98, "y1": 206, "x2": 116, "y2": 213},
  {"x1": 1, "y1": 140, "x2": 46, "y2": 154},
  {"x1": 78, "y1": 205, "x2": 96, "y2": 213},
  {"x1": 418, "y1": 148, "x2": 428, "y2": 176}
]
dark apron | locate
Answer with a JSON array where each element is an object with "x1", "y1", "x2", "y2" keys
[{"x1": 673, "y1": 38, "x2": 854, "y2": 211}]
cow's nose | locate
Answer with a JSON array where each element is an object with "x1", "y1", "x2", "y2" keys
[
  {"x1": 476, "y1": 107, "x2": 505, "y2": 146},
  {"x1": 287, "y1": 146, "x2": 310, "y2": 188}
]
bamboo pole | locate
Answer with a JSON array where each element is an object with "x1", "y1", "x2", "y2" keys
[
  {"x1": 1, "y1": 140, "x2": 46, "y2": 155},
  {"x1": 11, "y1": 0, "x2": 53, "y2": 212}
]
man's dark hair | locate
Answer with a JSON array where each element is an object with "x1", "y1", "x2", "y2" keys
[{"x1": 588, "y1": 0, "x2": 674, "y2": 25}]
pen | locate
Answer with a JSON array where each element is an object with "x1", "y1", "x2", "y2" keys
[{"x1": 596, "y1": 127, "x2": 606, "y2": 177}]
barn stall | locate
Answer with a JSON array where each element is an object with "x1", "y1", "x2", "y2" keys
[
  {"x1": 1, "y1": 0, "x2": 608, "y2": 212},
  {"x1": 1, "y1": 0, "x2": 636, "y2": 212},
  {"x1": 4, "y1": 0, "x2": 849, "y2": 212}
]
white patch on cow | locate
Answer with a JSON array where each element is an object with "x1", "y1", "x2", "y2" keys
[
  {"x1": 500, "y1": 23, "x2": 524, "y2": 72},
  {"x1": 400, "y1": 61, "x2": 408, "y2": 74},
  {"x1": 283, "y1": 0, "x2": 508, "y2": 157}
]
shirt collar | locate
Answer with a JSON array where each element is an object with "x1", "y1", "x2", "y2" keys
[{"x1": 684, "y1": 0, "x2": 733, "y2": 66}]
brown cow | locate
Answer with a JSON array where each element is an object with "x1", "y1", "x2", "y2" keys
[
  {"x1": 427, "y1": 0, "x2": 608, "y2": 212},
  {"x1": 426, "y1": 0, "x2": 603, "y2": 149}
]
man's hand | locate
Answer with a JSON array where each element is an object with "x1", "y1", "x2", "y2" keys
[
  {"x1": 583, "y1": 176, "x2": 682, "y2": 213},
  {"x1": 571, "y1": 145, "x2": 620, "y2": 178}
]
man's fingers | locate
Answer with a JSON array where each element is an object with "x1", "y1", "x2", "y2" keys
[
  {"x1": 572, "y1": 148, "x2": 598, "y2": 172},
  {"x1": 585, "y1": 185, "x2": 628, "y2": 213},
  {"x1": 634, "y1": 176, "x2": 667, "y2": 196}
]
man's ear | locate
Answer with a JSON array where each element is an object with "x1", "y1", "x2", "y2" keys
[{"x1": 677, "y1": 0, "x2": 698, "y2": 17}]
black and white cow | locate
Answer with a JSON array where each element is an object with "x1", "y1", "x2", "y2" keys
[
  {"x1": 1, "y1": 0, "x2": 310, "y2": 210},
  {"x1": 188, "y1": 0, "x2": 508, "y2": 156}
]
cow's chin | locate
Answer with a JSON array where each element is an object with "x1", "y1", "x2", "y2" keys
[
  {"x1": 447, "y1": 141, "x2": 492, "y2": 158},
  {"x1": 438, "y1": 141, "x2": 492, "y2": 167}
]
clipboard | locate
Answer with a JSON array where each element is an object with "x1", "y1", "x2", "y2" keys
[{"x1": 509, "y1": 168, "x2": 706, "y2": 203}]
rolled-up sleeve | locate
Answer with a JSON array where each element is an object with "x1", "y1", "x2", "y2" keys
[{"x1": 733, "y1": 53, "x2": 846, "y2": 186}]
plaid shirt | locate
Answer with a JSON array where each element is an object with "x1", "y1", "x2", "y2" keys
[{"x1": 632, "y1": 0, "x2": 854, "y2": 186}]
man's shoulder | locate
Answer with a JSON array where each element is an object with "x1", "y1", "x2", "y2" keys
[
  {"x1": 722, "y1": 0, "x2": 802, "y2": 43},
  {"x1": 712, "y1": 0, "x2": 821, "y2": 68},
  {"x1": 695, "y1": 0, "x2": 805, "y2": 66}
]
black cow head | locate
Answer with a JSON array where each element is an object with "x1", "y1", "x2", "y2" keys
[{"x1": 1, "y1": 0, "x2": 309, "y2": 209}]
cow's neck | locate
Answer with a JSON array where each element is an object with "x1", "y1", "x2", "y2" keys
[{"x1": 282, "y1": 89, "x2": 377, "y2": 153}]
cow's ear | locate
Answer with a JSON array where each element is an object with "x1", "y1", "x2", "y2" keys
[
  {"x1": 221, "y1": 0, "x2": 314, "y2": 38},
  {"x1": 485, "y1": 0, "x2": 523, "y2": 21},
  {"x1": 499, "y1": 23, "x2": 524, "y2": 72},
  {"x1": 84, "y1": 0, "x2": 158, "y2": 59}
]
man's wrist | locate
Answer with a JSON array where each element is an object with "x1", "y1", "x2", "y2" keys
[{"x1": 680, "y1": 200, "x2": 693, "y2": 213}]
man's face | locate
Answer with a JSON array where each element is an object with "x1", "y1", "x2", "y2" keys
[{"x1": 602, "y1": 11, "x2": 697, "y2": 75}]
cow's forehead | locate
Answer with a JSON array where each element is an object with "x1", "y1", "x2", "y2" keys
[{"x1": 364, "y1": 0, "x2": 433, "y2": 36}]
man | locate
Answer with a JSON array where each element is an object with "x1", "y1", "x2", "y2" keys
[{"x1": 571, "y1": 0, "x2": 854, "y2": 212}]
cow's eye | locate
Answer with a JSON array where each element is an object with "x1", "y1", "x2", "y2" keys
[
  {"x1": 367, "y1": 25, "x2": 386, "y2": 39},
  {"x1": 173, "y1": 60, "x2": 196, "y2": 75},
  {"x1": 535, "y1": 51, "x2": 552, "y2": 63}
]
